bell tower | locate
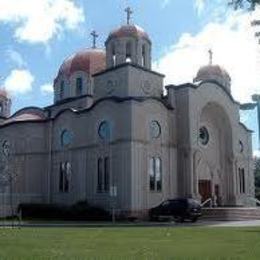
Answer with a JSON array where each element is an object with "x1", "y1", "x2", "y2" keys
[{"x1": 105, "y1": 7, "x2": 152, "y2": 69}]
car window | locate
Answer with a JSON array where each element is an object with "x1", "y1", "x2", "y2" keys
[
  {"x1": 161, "y1": 200, "x2": 170, "y2": 207},
  {"x1": 188, "y1": 199, "x2": 200, "y2": 207}
]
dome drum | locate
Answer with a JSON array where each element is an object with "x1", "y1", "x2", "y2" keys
[{"x1": 105, "y1": 25, "x2": 152, "y2": 70}]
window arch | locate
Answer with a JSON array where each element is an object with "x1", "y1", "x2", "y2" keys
[
  {"x1": 60, "y1": 81, "x2": 64, "y2": 99},
  {"x1": 76, "y1": 77, "x2": 83, "y2": 96},
  {"x1": 142, "y1": 44, "x2": 146, "y2": 67},
  {"x1": 149, "y1": 157, "x2": 162, "y2": 192},
  {"x1": 112, "y1": 44, "x2": 116, "y2": 67},
  {"x1": 126, "y1": 42, "x2": 132, "y2": 63},
  {"x1": 59, "y1": 161, "x2": 71, "y2": 193}
]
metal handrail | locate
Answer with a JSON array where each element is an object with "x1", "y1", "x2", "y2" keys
[
  {"x1": 201, "y1": 198, "x2": 212, "y2": 207},
  {"x1": 248, "y1": 197, "x2": 260, "y2": 206}
]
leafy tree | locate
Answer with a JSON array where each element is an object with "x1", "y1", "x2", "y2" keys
[
  {"x1": 229, "y1": 0, "x2": 260, "y2": 10},
  {"x1": 255, "y1": 157, "x2": 260, "y2": 200}
]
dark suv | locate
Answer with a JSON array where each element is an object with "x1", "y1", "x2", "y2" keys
[{"x1": 149, "y1": 198, "x2": 202, "y2": 222}]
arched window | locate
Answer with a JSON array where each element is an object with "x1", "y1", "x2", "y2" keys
[
  {"x1": 59, "y1": 161, "x2": 71, "y2": 193},
  {"x1": 142, "y1": 44, "x2": 146, "y2": 67},
  {"x1": 126, "y1": 42, "x2": 132, "y2": 63},
  {"x1": 60, "y1": 81, "x2": 64, "y2": 99},
  {"x1": 149, "y1": 157, "x2": 162, "y2": 192},
  {"x1": 97, "y1": 156, "x2": 110, "y2": 193},
  {"x1": 112, "y1": 44, "x2": 116, "y2": 67},
  {"x1": 238, "y1": 168, "x2": 245, "y2": 193},
  {"x1": 76, "y1": 77, "x2": 83, "y2": 96},
  {"x1": 0, "y1": 104, "x2": 3, "y2": 114}
]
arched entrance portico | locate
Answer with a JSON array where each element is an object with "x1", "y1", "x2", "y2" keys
[{"x1": 193, "y1": 102, "x2": 234, "y2": 206}]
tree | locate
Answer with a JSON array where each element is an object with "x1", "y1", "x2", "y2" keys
[
  {"x1": 255, "y1": 157, "x2": 260, "y2": 200},
  {"x1": 229, "y1": 0, "x2": 260, "y2": 10}
]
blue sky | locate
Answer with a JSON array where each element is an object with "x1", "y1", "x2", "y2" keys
[{"x1": 0, "y1": 0, "x2": 259, "y2": 155}]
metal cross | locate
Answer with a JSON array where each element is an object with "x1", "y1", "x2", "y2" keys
[
  {"x1": 91, "y1": 30, "x2": 98, "y2": 49},
  {"x1": 208, "y1": 49, "x2": 213, "y2": 65},
  {"x1": 125, "y1": 7, "x2": 133, "y2": 25}
]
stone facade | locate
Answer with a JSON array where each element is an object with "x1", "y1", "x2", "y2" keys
[{"x1": 0, "y1": 22, "x2": 255, "y2": 217}]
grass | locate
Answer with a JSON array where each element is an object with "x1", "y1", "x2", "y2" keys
[{"x1": 0, "y1": 226, "x2": 260, "y2": 259}]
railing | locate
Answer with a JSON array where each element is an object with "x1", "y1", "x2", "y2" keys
[
  {"x1": 248, "y1": 197, "x2": 260, "y2": 206},
  {"x1": 201, "y1": 198, "x2": 212, "y2": 208}
]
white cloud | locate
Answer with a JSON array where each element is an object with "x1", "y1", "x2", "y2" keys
[
  {"x1": 4, "y1": 69, "x2": 34, "y2": 94},
  {"x1": 194, "y1": 0, "x2": 206, "y2": 15},
  {"x1": 40, "y1": 83, "x2": 53, "y2": 95},
  {"x1": 6, "y1": 49, "x2": 26, "y2": 67},
  {"x1": 154, "y1": 9, "x2": 260, "y2": 103},
  {"x1": 0, "y1": 0, "x2": 85, "y2": 44},
  {"x1": 254, "y1": 150, "x2": 260, "y2": 158}
]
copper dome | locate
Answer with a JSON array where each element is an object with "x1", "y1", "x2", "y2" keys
[
  {"x1": 56, "y1": 48, "x2": 106, "y2": 80},
  {"x1": 194, "y1": 64, "x2": 231, "y2": 89},
  {"x1": 106, "y1": 24, "x2": 150, "y2": 43},
  {"x1": 0, "y1": 88, "x2": 9, "y2": 99}
]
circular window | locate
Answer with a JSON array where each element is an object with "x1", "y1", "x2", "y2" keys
[
  {"x1": 61, "y1": 130, "x2": 73, "y2": 146},
  {"x1": 150, "y1": 120, "x2": 161, "y2": 139},
  {"x1": 199, "y1": 127, "x2": 209, "y2": 145},
  {"x1": 239, "y1": 140, "x2": 244, "y2": 153},
  {"x1": 2, "y1": 140, "x2": 10, "y2": 157},
  {"x1": 98, "y1": 121, "x2": 111, "y2": 140}
]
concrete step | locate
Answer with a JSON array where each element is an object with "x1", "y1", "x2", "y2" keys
[{"x1": 201, "y1": 207, "x2": 260, "y2": 221}]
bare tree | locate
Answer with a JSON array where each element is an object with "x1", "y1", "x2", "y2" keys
[{"x1": 229, "y1": 0, "x2": 260, "y2": 10}]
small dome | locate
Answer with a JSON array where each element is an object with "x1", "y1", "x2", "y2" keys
[
  {"x1": 106, "y1": 24, "x2": 150, "y2": 43},
  {"x1": 0, "y1": 88, "x2": 9, "y2": 99},
  {"x1": 56, "y1": 48, "x2": 106, "y2": 79},
  {"x1": 193, "y1": 64, "x2": 231, "y2": 90}
]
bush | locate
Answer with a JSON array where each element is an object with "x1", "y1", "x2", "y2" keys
[
  {"x1": 18, "y1": 201, "x2": 110, "y2": 221},
  {"x1": 256, "y1": 187, "x2": 260, "y2": 201}
]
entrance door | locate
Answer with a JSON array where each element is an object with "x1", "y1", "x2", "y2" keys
[{"x1": 199, "y1": 180, "x2": 212, "y2": 203}]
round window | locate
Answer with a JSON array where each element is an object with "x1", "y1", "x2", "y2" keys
[
  {"x1": 61, "y1": 130, "x2": 73, "y2": 146},
  {"x1": 150, "y1": 120, "x2": 161, "y2": 139},
  {"x1": 2, "y1": 140, "x2": 10, "y2": 157},
  {"x1": 98, "y1": 121, "x2": 111, "y2": 140},
  {"x1": 199, "y1": 126, "x2": 209, "y2": 145}
]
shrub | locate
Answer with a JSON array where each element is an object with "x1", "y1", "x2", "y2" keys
[{"x1": 18, "y1": 201, "x2": 110, "y2": 221}]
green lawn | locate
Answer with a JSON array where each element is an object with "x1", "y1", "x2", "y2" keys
[{"x1": 0, "y1": 226, "x2": 260, "y2": 259}]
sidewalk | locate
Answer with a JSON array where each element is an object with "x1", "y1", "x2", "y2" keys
[{"x1": 1, "y1": 219, "x2": 260, "y2": 228}]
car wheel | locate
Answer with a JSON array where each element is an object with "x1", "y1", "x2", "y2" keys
[
  {"x1": 150, "y1": 215, "x2": 158, "y2": 221},
  {"x1": 191, "y1": 217, "x2": 198, "y2": 223},
  {"x1": 173, "y1": 216, "x2": 184, "y2": 223}
]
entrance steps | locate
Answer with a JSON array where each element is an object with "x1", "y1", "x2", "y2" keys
[{"x1": 202, "y1": 207, "x2": 260, "y2": 221}]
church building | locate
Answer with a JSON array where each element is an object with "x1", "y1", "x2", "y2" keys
[{"x1": 0, "y1": 8, "x2": 255, "y2": 217}]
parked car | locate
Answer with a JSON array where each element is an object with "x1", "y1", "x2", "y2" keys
[{"x1": 149, "y1": 198, "x2": 202, "y2": 222}]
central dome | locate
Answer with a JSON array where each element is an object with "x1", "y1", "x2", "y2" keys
[
  {"x1": 57, "y1": 48, "x2": 106, "y2": 80},
  {"x1": 106, "y1": 24, "x2": 150, "y2": 43}
]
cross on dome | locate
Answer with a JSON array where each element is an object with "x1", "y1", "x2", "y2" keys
[
  {"x1": 125, "y1": 6, "x2": 133, "y2": 25},
  {"x1": 208, "y1": 49, "x2": 213, "y2": 65},
  {"x1": 91, "y1": 30, "x2": 98, "y2": 48}
]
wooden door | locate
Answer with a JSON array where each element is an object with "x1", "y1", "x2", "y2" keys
[{"x1": 199, "y1": 180, "x2": 212, "y2": 203}]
